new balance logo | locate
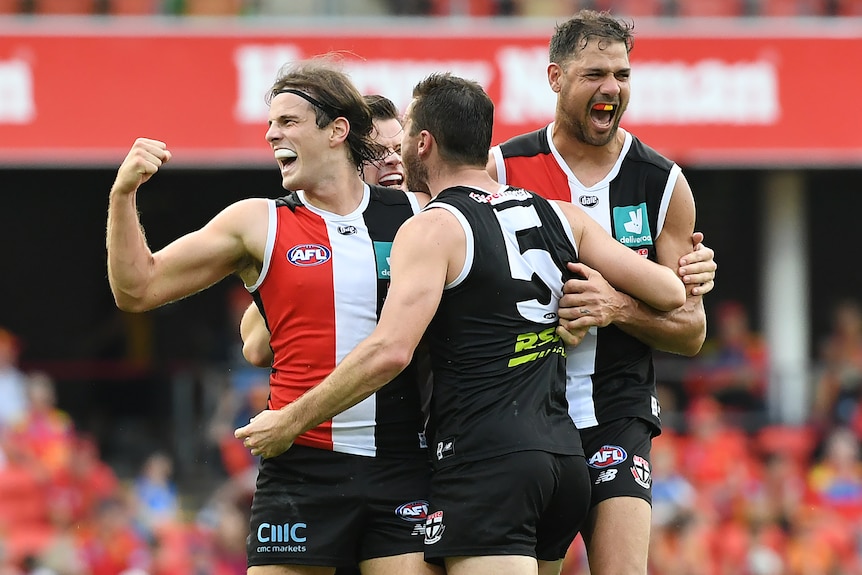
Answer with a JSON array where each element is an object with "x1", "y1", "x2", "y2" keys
[{"x1": 595, "y1": 469, "x2": 618, "y2": 484}]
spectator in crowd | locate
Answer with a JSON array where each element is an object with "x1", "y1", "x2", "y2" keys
[
  {"x1": 745, "y1": 450, "x2": 807, "y2": 531},
  {"x1": 812, "y1": 299, "x2": 862, "y2": 427},
  {"x1": 648, "y1": 433, "x2": 697, "y2": 529},
  {"x1": 678, "y1": 396, "x2": 753, "y2": 515},
  {"x1": 74, "y1": 497, "x2": 150, "y2": 575},
  {"x1": 9, "y1": 373, "x2": 74, "y2": 479},
  {"x1": 47, "y1": 435, "x2": 120, "y2": 526},
  {"x1": 686, "y1": 300, "x2": 768, "y2": 425},
  {"x1": 130, "y1": 451, "x2": 180, "y2": 541},
  {"x1": 0, "y1": 328, "x2": 28, "y2": 431},
  {"x1": 807, "y1": 426, "x2": 862, "y2": 521}
]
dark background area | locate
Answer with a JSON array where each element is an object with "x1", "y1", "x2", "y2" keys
[{"x1": 1, "y1": 165, "x2": 859, "y2": 477}]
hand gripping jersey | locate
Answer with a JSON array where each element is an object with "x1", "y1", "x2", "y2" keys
[
  {"x1": 248, "y1": 184, "x2": 428, "y2": 459},
  {"x1": 491, "y1": 125, "x2": 681, "y2": 434},
  {"x1": 423, "y1": 185, "x2": 583, "y2": 469}
]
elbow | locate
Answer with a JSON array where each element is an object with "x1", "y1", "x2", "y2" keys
[
  {"x1": 376, "y1": 344, "x2": 414, "y2": 381},
  {"x1": 686, "y1": 325, "x2": 708, "y2": 356},
  {"x1": 109, "y1": 274, "x2": 154, "y2": 313},
  {"x1": 678, "y1": 337, "x2": 705, "y2": 357},
  {"x1": 243, "y1": 341, "x2": 273, "y2": 368},
  {"x1": 112, "y1": 292, "x2": 150, "y2": 314},
  {"x1": 657, "y1": 288, "x2": 687, "y2": 313},
  {"x1": 671, "y1": 322, "x2": 707, "y2": 357}
]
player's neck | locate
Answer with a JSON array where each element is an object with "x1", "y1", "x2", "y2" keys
[
  {"x1": 429, "y1": 165, "x2": 497, "y2": 198},
  {"x1": 553, "y1": 127, "x2": 626, "y2": 188},
  {"x1": 302, "y1": 173, "x2": 366, "y2": 215}
]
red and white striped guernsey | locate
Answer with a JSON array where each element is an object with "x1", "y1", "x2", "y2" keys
[
  {"x1": 491, "y1": 125, "x2": 679, "y2": 434},
  {"x1": 247, "y1": 184, "x2": 428, "y2": 459}
]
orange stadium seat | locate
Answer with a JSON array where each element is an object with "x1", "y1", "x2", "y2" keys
[
  {"x1": 836, "y1": 0, "x2": 862, "y2": 14},
  {"x1": 0, "y1": 0, "x2": 21, "y2": 14},
  {"x1": 33, "y1": 0, "x2": 97, "y2": 14},
  {"x1": 757, "y1": 0, "x2": 828, "y2": 15},
  {"x1": 184, "y1": 0, "x2": 242, "y2": 15},
  {"x1": 107, "y1": 0, "x2": 160, "y2": 15},
  {"x1": 3, "y1": 525, "x2": 56, "y2": 566},
  {"x1": 0, "y1": 468, "x2": 49, "y2": 526},
  {"x1": 594, "y1": 0, "x2": 666, "y2": 17},
  {"x1": 431, "y1": 0, "x2": 501, "y2": 16},
  {"x1": 755, "y1": 424, "x2": 817, "y2": 466},
  {"x1": 676, "y1": 0, "x2": 744, "y2": 16}
]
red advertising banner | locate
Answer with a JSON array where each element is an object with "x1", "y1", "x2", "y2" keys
[{"x1": 0, "y1": 20, "x2": 859, "y2": 167}]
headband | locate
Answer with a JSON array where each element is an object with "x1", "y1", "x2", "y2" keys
[{"x1": 275, "y1": 88, "x2": 341, "y2": 119}]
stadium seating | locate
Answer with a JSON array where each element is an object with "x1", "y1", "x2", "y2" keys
[
  {"x1": 675, "y1": 0, "x2": 745, "y2": 16},
  {"x1": 32, "y1": 0, "x2": 97, "y2": 14},
  {"x1": 0, "y1": 0, "x2": 20, "y2": 14},
  {"x1": 836, "y1": 0, "x2": 862, "y2": 14},
  {"x1": 755, "y1": 424, "x2": 818, "y2": 465},
  {"x1": 0, "y1": 465, "x2": 54, "y2": 565},
  {"x1": 183, "y1": 0, "x2": 242, "y2": 15},
  {"x1": 758, "y1": 0, "x2": 829, "y2": 15},
  {"x1": 107, "y1": 0, "x2": 160, "y2": 15},
  {"x1": 594, "y1": 0, "x2": 666, "y2": 17}
]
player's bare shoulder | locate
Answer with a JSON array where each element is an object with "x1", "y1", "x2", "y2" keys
[{"x1": 551, "y1": 199, "x2": 590, "y2": 238}]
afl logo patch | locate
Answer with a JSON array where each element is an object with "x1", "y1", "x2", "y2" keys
[
  {"x1": 395, "y1": 500, "x2": 429, "y2": 523},
  {"x1": 579, "y1": 195, "x2": 599, "y2": 208},
  {"x1": 287, "y1": 244, "x2": 331, "y2": 267},
  {"x1": 588, "y1": 445, "x2": 628, "y2": 468}
]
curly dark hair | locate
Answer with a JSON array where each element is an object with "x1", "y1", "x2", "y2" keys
[{"x1": 549, "y1": 10, "x2": 635, "y2": 66}]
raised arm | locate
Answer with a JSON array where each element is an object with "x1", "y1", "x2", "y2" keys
[
  {"x1": 558, "y1": 174, "x2": 712, "y2": 356},
  {"x1": 106, "y1": 138, "x2": 266, "y2": 312},
  {"x1": 234, "y1": 208, "x2": 458, "y2": 458}
]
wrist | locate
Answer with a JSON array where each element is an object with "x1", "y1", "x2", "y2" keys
[{"x1": 611, "y1": 291, "x2": 636, "y2": 325}]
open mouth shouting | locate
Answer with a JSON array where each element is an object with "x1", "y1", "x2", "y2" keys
[
  {"x1": 590, "y1": 102, "x2": 618, "y2": 130},
  {"x1": 376, "y1": 172, "x2": 405, "y2": 189},
  {"x1": 274, "y1": 148, "x2": 298, "y2": 174}
]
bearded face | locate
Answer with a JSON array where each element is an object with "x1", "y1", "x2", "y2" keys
[{"x1": 554, "y1": 39, "x2": 631, "y2": 147}]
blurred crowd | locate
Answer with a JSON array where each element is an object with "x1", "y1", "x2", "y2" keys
[
  {"x1": 0, "y1": 326, "x2": 257, "y2": 575},
  {"x1": 1, "y1": 0, "x2": 861, "y2": 17},
  {"x1": 3, "y1": 294, "x2": 862, "y2": 573},
  {"x1": 560, "y1": 297, "x2": 862, "y2": 574}
]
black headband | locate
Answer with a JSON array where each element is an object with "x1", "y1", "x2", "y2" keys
[{"x1": 275, "y1": 88, "x2": 341, "y2": 120}]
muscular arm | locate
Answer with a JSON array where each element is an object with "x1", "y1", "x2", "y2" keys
[
  {"x1": 562, "y1": 202, "x2": 686, "y2": 313},
  {"x1": 107, "y1": 139, "x2": 265, "y2": 312},
  {"x1": 559, "y1": 173, "x2": 711, "y2": 356},
  {"x1": 234, "y1": 208, "x2": 457, "y2": 458},
  {"x1": 615, "y1": 173, "x2": 707, "y2": 355}
]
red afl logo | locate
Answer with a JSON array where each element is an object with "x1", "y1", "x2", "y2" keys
[
  {"x1": 588, "y1": 445, "x2": 628, "y2": 469},
  {"x1": 287, "y1": 244, "x2": 331, "y2": 267},
  {"x1": 396, "y1": 500, "x2": 429, "y2": 523}
]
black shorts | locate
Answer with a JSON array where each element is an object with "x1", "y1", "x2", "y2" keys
[
  {"x1": 247, "y1": 444, "x2": 432, "y2": 568},
  {"x1": 580, "y1": 417, "x2": 653, "y2": 508},
  {"x1": 424, "y1": 451, "x2": 590, "y2": 563}
]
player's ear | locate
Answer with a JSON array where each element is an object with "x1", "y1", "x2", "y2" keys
[
  {"x1": 330, "y1": 117, "x2": 350, "y2": 145},
  {"x1": 548, "y1": 63, "x2": 563, "y2": 93},
  {"x1": 417, "y1": 130, "x2": 433, "y2": 158}
]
